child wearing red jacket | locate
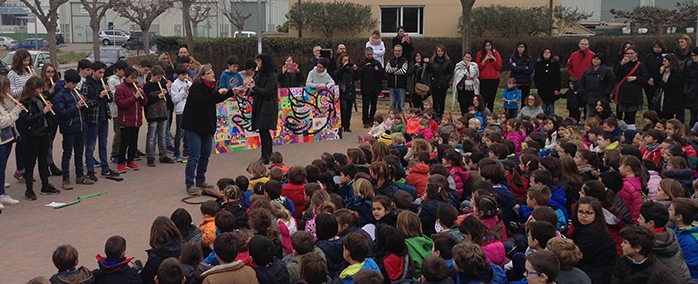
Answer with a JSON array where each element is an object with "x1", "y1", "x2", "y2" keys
[
  {"x1": 114, "y1": 67, "x2": 147, "y2": 173},
  {"x1": 282, "y1": 165, "x2": 308, "y2": 219}
]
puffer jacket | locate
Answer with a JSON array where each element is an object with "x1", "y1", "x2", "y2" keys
[
  {"x1": 580, "y1": 65, "x2": 615, "y2": 104},
  {"x1": 617, "y1": 177, "x2": 642, "y2": 222},
  {"x1": 406, "y1": 163, "x2": 429, "y2": 197},
  {"x1": 140, "y1": 239, "x2": 183, "y2": 284},
  {"x1": 564, "y1": 78, "x2": 585, "y2": 110},
  {"x1": 16, "y1": 97, "x2": 48, "y2": 138},
  {"x1": 572, "y1": 225, "x2": 618, "y2": 284},
  {"x1": 481, "y1": 240, "x2": 506, "y2": 267},
  {"x1": 509, "y1": 53, "x2": 534, "y2": 86},
  {"x1": 418, "y1": 200, "x2": 447, "y2": 237},
  {"x1": 430, "y1": 56, "x2": 453, "y2": 90},
  {"x1": 455, "y1": 263, "x2": 507, "y2": 284},
  {"x1": 506, "y1": 131, "x2": 526, "y2": 155},
  {"x1": 282, "y1": 182, "x2": 306, "y2": 219},
  {"x1": 444, "y1": 164, "x2": 470, "y2": 199},
  {"x1": 53, "y1": 85, "x2": 86, "y2": 134},
  {"x1": 318, "y1": 237, "x2": 347, "y2": 279},
  {"x1": 653, "y1": 228, "x2": 692, "y2": 282},
  {"x1": 663, "y1": 169, "x2": 693, "y2": 197},
  {"x1": 646, "y1": 170, "x2": 661, "y2": 202},
  {"x1": 254, "y1": 259, "x2": 289, "y2": 284},
  {"x1": 114, "y1": 82, "x2": 147, "y2": 127}
]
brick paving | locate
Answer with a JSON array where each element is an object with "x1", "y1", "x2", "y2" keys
[{"x1": 0, "y1": 109, "x2": 381, "y2": 283}]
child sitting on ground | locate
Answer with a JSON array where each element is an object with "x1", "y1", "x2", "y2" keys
[
  {"x1": 612, "y1": 225, "x2": 681, "y2": 283},
  {"x1": 361, "y1": 115, "x2": 386, "y2": 142},
  {"x1": 438, "y1": 112, "x2": 456, "y2": 136},
  {"x1": 669, "y1": 198, "x2": 698, "y2": 278},
  {"x1": 269, "y1": 151, "x2": 290, "y2": 174},
  {"x1": 200, "y1": 232, "x2": 257, "y2": 283},
  {"x1": 200, "y1": 200, "x2": 221, "y2": 248},
  {"x1": 50, "y1": 244, "x2": 94, "y2": 284},
  {"x1": 418, "y1": 118, "x2": 434, "y2": 142},
  {"x1": 336, "y1": 232, "x2": 381, "y2": 283},
  {"x1": 93, "y1": 235, "x2": 141, "y2": 284},
  {"x1": 250, "y1": 235, "x2": 290, "y2": 284},
  {"x1": 287, "y1": 231, "x2": 327, "y2": 284}
]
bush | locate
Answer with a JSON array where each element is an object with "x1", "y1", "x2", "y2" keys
[{"x1": 154, "y1": 35, "x2": 686, "y2": 77}]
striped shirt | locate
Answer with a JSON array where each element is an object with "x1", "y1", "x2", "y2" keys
[{"x1": 8, "y1": 70, "x2": 31, "y2": 98}]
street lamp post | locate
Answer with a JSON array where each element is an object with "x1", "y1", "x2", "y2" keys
[{"x1": 257, "y1": 0, "x2": 262, "y2": 54}]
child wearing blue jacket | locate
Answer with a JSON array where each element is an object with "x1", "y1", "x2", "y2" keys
[
  {"x1": 219, "y1": 56, "x2": 244, "y2": 90},
  {"x1": 501, "y1": 78, "x2": 521, "y2": 118},
  {"x1": 347, "y1": 178, "x2": 375, "y2": 226},
  {"x1": 669, "y1": 198, "x2": 698, "y2": 278}
]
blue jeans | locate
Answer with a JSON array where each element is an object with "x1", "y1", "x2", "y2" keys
[
  {"x1": 185, "y1": 130, "x2": 212, "y2": 188},
  {"x1": 146, "y1": 120, "x2": 167, "y2": 160},
  {"x1": 542, "y1": 102, "x2": 555, "y2": 117},
  {"x1": 86, "y1": 120, "x2": 109, "y2": 172},
  {"x1": 0, "y1": 143, "x2": 11, "y2": 195},
  {"x1": 389, "y1": 88, "x2": 406, "y2": 113},
  {"x1": 174, "y1": 114, "x2": 188, "y2": 156},
  {"x1": 62, "y1": 132, "x2": 85, "y2": 180}
]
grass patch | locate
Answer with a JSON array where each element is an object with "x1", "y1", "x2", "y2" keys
[{"x1": 57, "y1": 51, "x2": 87, "y2": 65}]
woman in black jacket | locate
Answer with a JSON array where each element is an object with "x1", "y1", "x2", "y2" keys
[
  {"x1": 614, "y1": 46, "x2": 649, "y2": 129},
  {"x1": 409, "y1": 51, "x2": 433, "y2": 110},
  {"x1": 683, "y1": 47, "x2": 698, "y2": 126},
  {"x1": 580, "y1": 54, "x2": 615, "y2": 119},
  {"x1": 644, "y1": 40, "x2": 666, "y2": 111},
  {"x1": 278, "y1": 56, "x2": 303, "y2": 88},
  {"x1": 392, "y1": 26, "x2": 414, "y2": 62},
  {"x1": 430, "y1": 44, "x2": 453, "y2": 119},
  {"x1": 181, "y1": 64, "x2": 234, "y2": 195},
  {"x1": 655, "y1": 54, "x2": 684, "y2": 120},
  {"x1": 533, "y1": 48, "x2": 561, "y2": 116},
  {"x1": 333, "y1": 53, "x2": 358, "y2": 132},
  {"x1": 249, "y1": 54, "x2": 278, "y2": 164},
  {"x1": 17, "y1": 77, "x2": 59, "y2": 200}
]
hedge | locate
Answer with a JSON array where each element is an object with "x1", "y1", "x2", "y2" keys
[{"x1": 154, "y1": 35, "x2": 688, "y2": 79}]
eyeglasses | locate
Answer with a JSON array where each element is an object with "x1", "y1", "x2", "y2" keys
[
  {"x1": 528, "y1": 98, "x2": 536, "y2": 101},
  {"x1": 577, "y1": 210, "x2": 595, "y2": 216},
  {"x1": 524, "y1": 269, "x2": 544, "y2": 277},
  {"x1": 205, "y1": 70, "x2": 214, "y2": 75}
]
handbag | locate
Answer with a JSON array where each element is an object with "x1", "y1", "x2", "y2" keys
[
  {"x1": 614, "y1": 61, "x2": 641, "y2": 104},
  {"x1": 650, "y1": 91, "x2": 663, "y2": 111},
  {"x1": 414, "y1": 67, "x2": 430, "y2": 97}
]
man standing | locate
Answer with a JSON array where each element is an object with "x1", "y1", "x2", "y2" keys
[
  {"x1": 567, "y1": 38, "x2": 595, "y2": 80},
  {"x1": 329, "y1": 44, "x2": 346, "y2": 74},
  {"x1": 174, "y1": 47, "x2": 189, "y2": 67},
  {"x1": 385, "y1": 45, "x2": 409, "y2": 113},
  {"x1": 358, "y1": 47, "x2": 383, "y2": 129}
]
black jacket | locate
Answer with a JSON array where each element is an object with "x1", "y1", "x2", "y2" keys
[
  {"x1": 140, "y1": 239, "x2": 183, "y2": 284},
  {"x1": 278, "y1": 69, "x2": 304, "y2": 88},
  {"x1": 615, "y1": 60, "x2": 649, "y2": 105},
  {"x1": 142, "y1": 80, "x2": 169, "y2": 122},
  {"x1": 392, "y1": 36, "x2": 414, "y2": 61},
  {"x1": 92, "y1": 256, "x2": 142, "y2": 284},
  {"x1": 220, "y1": 198, "x2": 249, "y2": 229},
  {"x1": 254, "y1": 259, "x2": 290, "y2": 284},
  {"x1": 655, "y1": 68, "x2": 684, "y2": 113},
  {"x1": 386, "y1": 56, "x2": 410, "y2": 89},
  {"x1": 645, "y1": 51, "x2": 665, "y2": 83},
  {"x1": 82, "y1": 75, "x2": 113, "y2": 123},
  {"x1": 250, "y1": 71, "x2": 279, "y2": 131},
  {"x1": 534, "y1": 56, "x2": 562, "y2": 103},
  {"x1": 17, "y1": 97, "x2": 48, "y2": 138},
  {"x1": 572, "y1": 225, "x2": 618, "y2": 284},
  {"x1": 580, "y1": 65, "x2": 616, "y2": 104},
  {"x1": 333, "y1": 63, "x2": 358, "y2": 100},
  {"x1": 564, "y1": 78, "x2": 584, "y2": 110},
  {"x1": 358, "y1": 58, "x2": 383, "y2": 93},
  {"x1": 684, "y1": 61, "x2": 698, "y2": 110},
  {"x1": 318, "y1": 237, "x2": 347, "y2": 279},
  {"x1": 611, "y1": 254, "x2": 681, "y2": 284},
  {"x1": 181, "y1": 81, "x2": 233, "y2": 135},
  {"x1": 430, "y1": 57, "x2": 453, "y2": 90}
]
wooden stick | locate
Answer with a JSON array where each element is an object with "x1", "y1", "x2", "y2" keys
[
  {"x1": 27, "y1": 66, "x2": 34, "y2": 76},
  {"x1": 73, "y1": 89, "x2": 88, "y2": 108},
  {"x1": 100, "y1": 78, "x2": 110, "y2": 99},
  {"x1": 158, "y1": 82, "x2": 167, "y2": 101},
  {"x1": 5, "y1": 93, "x2": 27, "y2": 112},
  {"x1": 132, "y1": 83, "x2": 142, "y2": 98},
  {"x1": 38, "y1": 94, "x2": 55, "y2": 115},
  {"x1": 49, "y1": 77, "x2": 54, "y2": 86}
]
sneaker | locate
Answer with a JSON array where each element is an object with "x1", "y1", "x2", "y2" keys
[
  {"x1": 186, "y1": 186, "x2": 202, "y2": 196},
  {"x1": 345, "y1": 128, "x2": 352, "y2": 133},
  {"x1": 110, "y1": 156, "x2": 119, "y2": 164},
  {"x1": 117, "y1": 163, "x2": 127, "y2": 174},
  {"x1": 0, "y1": 194, "x2": 20, "y2": 205},
  {"x1": 166, "y1": 145, "x2": 175, "y2": 153},
  {"x1": 24, "y1": 191, "x2": 36, "y2": 201},
  {"x1": 49, "y1": 163, "x2": 62, "y2": 176},
  {"x1": 40, "y1": 184, "x2": 61, "y2": 195},
  {"x1": 13, "y1": 171, "x2": 24, "y2": 182},
  {"x1": 0, "y1": 202, "x2": 4, "y2": 209},
  {"x1": 363, "y1": 123, "x2": 370, "y2": 129},
  {"x1": 133, "y1": 154, "x2": 141, "y2": 161},
  {"x1": 86, "y1": 172, "x2": 98, "y2": 182},
  {"x1": 101, "y1": 169, "x2": 121, "y2": 177},
  {"x1": 126, "y1": 161, "x2": 139, "y2": 171},
  {"x1": 196, "y1": 182, "x2": 214, "y2": 189},
  {"x1": 136, "y1": 149, "x2": 145, "y2": 156},
  {"x1": 173, "y1": 155, "x2": 182, "y2": 163},
  {"x1": 160, "y1": 157, "x2": 175, "y2": 164},
  {"x1": 4, "y1": 183, "x2": 8, "y2": 188},
  {"x1": 147, "y1": 158, "x2": 156, "y2": 167},
  {"x1": 62, "y1": 179, "x2": 74, "y2": 190},
  {"x1": 76, "y1": 176, "x2": 95, "y2": 185}
]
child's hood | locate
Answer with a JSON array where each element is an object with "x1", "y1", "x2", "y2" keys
[
  {"x1": 410, "y1": 163, "x2": 430, "y2": 175},
  {"x1": 602, "y1": 207, "x2": 621, "y2": 226},
  {"x1": 53, "y1": 266, "x2": 94, "y2": 284},
  {"x1": 568, "y1": 78, "x2": 580, "y2": 90}
]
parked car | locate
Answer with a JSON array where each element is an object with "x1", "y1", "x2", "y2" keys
[
  {"x1": 99, "y1": 30, "x2": 130, "y2": 46},
  {"x1": 56, "y1": 34, "x2": 65, "y2": 45},
  {"x1": 122, "y1": 35, "x2": 158, "y2": 52},
  {"x1": 86, "y1": 48, "x2": 130, "y2": 66},
  {"x1": 0, "y1": 60, "x2": 9, "y2": 76},
  {"x1": 233, "y1": 31, "x2": 256, "y2": 38},
  {"x1": 1, "y1": 50, "x2": 58, "y2": 72},
  {"x1": 10, "y1": 38, "x2": 48, "y2": 50},
  {"x1": 0, "y1": 37, "x2": 16, "y2": 50},
  {"x1": 127, "y1": 31, "x2": 157, "y2": 41}
]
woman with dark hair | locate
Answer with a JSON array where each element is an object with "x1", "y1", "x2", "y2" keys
[
  {"x1": 475, "y1": 40, "x2": 502, "y2": 110},
  {"x1": 392, "y1": 26, "x2": 413, "y2": 62},
  {"x1": 40, "y1": 63, "x2": 61, "y2": 176},
  {"x1": 181, "y1": 64, "x2": 235, "y2": 196},
  {"x1": 249, "y1": 54, "x2": 278, "y2": 164},
  {"x1": 615, "y1": 40, "x2": 635, "y2": 71},
  {"x1": 278, "y1": 56, "x2": 303, "y2": 88},
  {"x1": 589, "y1": 99, "x2": 615, "y2": 121},
  {"x1": 408, "y1": 51, "x2": 433, "y2": 109},
  {"x1": 645, "y1": 40, "x2": 666, "y2": 111},
  {"x1": 170, "y1": 208, "x2": 202, "y2": 243},
  {"x1": 614, "y1": 46, "x2": 649, "y2": 130},
  {"x1": 655, "y1": 54, "x2": 684, "y2": 120},
  {"x1": 333, "y1": 53, "x2": 357, "y2": 132},
  {"x1": 472, "y1": 94, "x2": 491, "y2": 119},
  {"x1": 509, "y1": 41, "x2": 534, "y2": 104},
  {"x1": 8, "y1": 49, "x2": 32, "y2": 184},
  {"x1": 430, "y1": 44, "x2": 453, "y2": 118},
  {"x1": 452, "y1": 52, "x2": 479, "y2": 115},
  {"x1": 534, "y1": 47, "x2": 561, "y2": 116},
  {"x1": 684, "y1": 47, "x2": 698, "y2": 126},
  {"x1": 580, "y1": 53, "x2": 615, "y2": 119}
]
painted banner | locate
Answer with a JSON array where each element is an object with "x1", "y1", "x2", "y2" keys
[{"x1": 214, "y1": 86, "x2": 341, "y2": 154}]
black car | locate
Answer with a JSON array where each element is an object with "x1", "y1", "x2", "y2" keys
[{"x1": 122, "y1": 32, "x2": 158, "y2": 50}]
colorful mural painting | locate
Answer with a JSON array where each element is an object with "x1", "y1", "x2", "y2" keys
[{"x1": 214, "y1": 86, "x2": 341, "y2": 154}]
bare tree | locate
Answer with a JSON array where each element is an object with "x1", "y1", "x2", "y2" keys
[
  {"x1": 190, "y1": 4, "x2": 212, "y2": 37},
  {"x1": 222, "y1": 3, "x2": 252, "y2": 38},
  {"x1": 20, "y1": 0, "x2": 69, "y2": 67},
  {"x1": 113, "y1": 0, "x2": 173, "y2": 53},
  {"x1": 181, "y1": 0, "x2": 211, "y2": 53},
  {"x1": 80, "y1": 0, "x2": 120, "y2": 61},
  {"x1": 460, "y1": 0, "x2": 476, "y2": 52}
]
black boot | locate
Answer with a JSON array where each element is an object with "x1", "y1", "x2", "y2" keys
[
  {"x1": 259, "y1": 153, "x2": 270, "y2": 165},
  {"x1": 40, "y1": 184, "x2": 61, "y2": 195},
  {"x1": 49, "y1": 163, "x2": 62, "y2": 176},
  {"x1": 25, "y1": 190, "x2": 37, "y2": 201}
]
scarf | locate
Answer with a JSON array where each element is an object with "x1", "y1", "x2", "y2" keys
[
  {"x1": 204, "y1": 80, "x2": 215, "y2": 89},
  {"x1": 646, "y1": 143, "x2": 661, "y2": 152},
  {"x1": 369, "y1": 37, "x2": 382, "y2": 46}
]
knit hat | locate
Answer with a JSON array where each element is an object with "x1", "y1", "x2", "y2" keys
[
  {"x1": 378, "y1": 133, "x2": 392, "y2": 146},
  {"x1": 249, "y1": 235, "x2": 275, "y2": 266}
]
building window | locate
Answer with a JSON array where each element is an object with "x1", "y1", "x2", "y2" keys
[{"x1": 380, "y1": 6, "x2": 423, "y2": 35}]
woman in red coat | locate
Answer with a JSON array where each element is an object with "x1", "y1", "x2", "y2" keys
[{"x1": 475, "y1": 40, "x2": 502, "y2": 111}]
